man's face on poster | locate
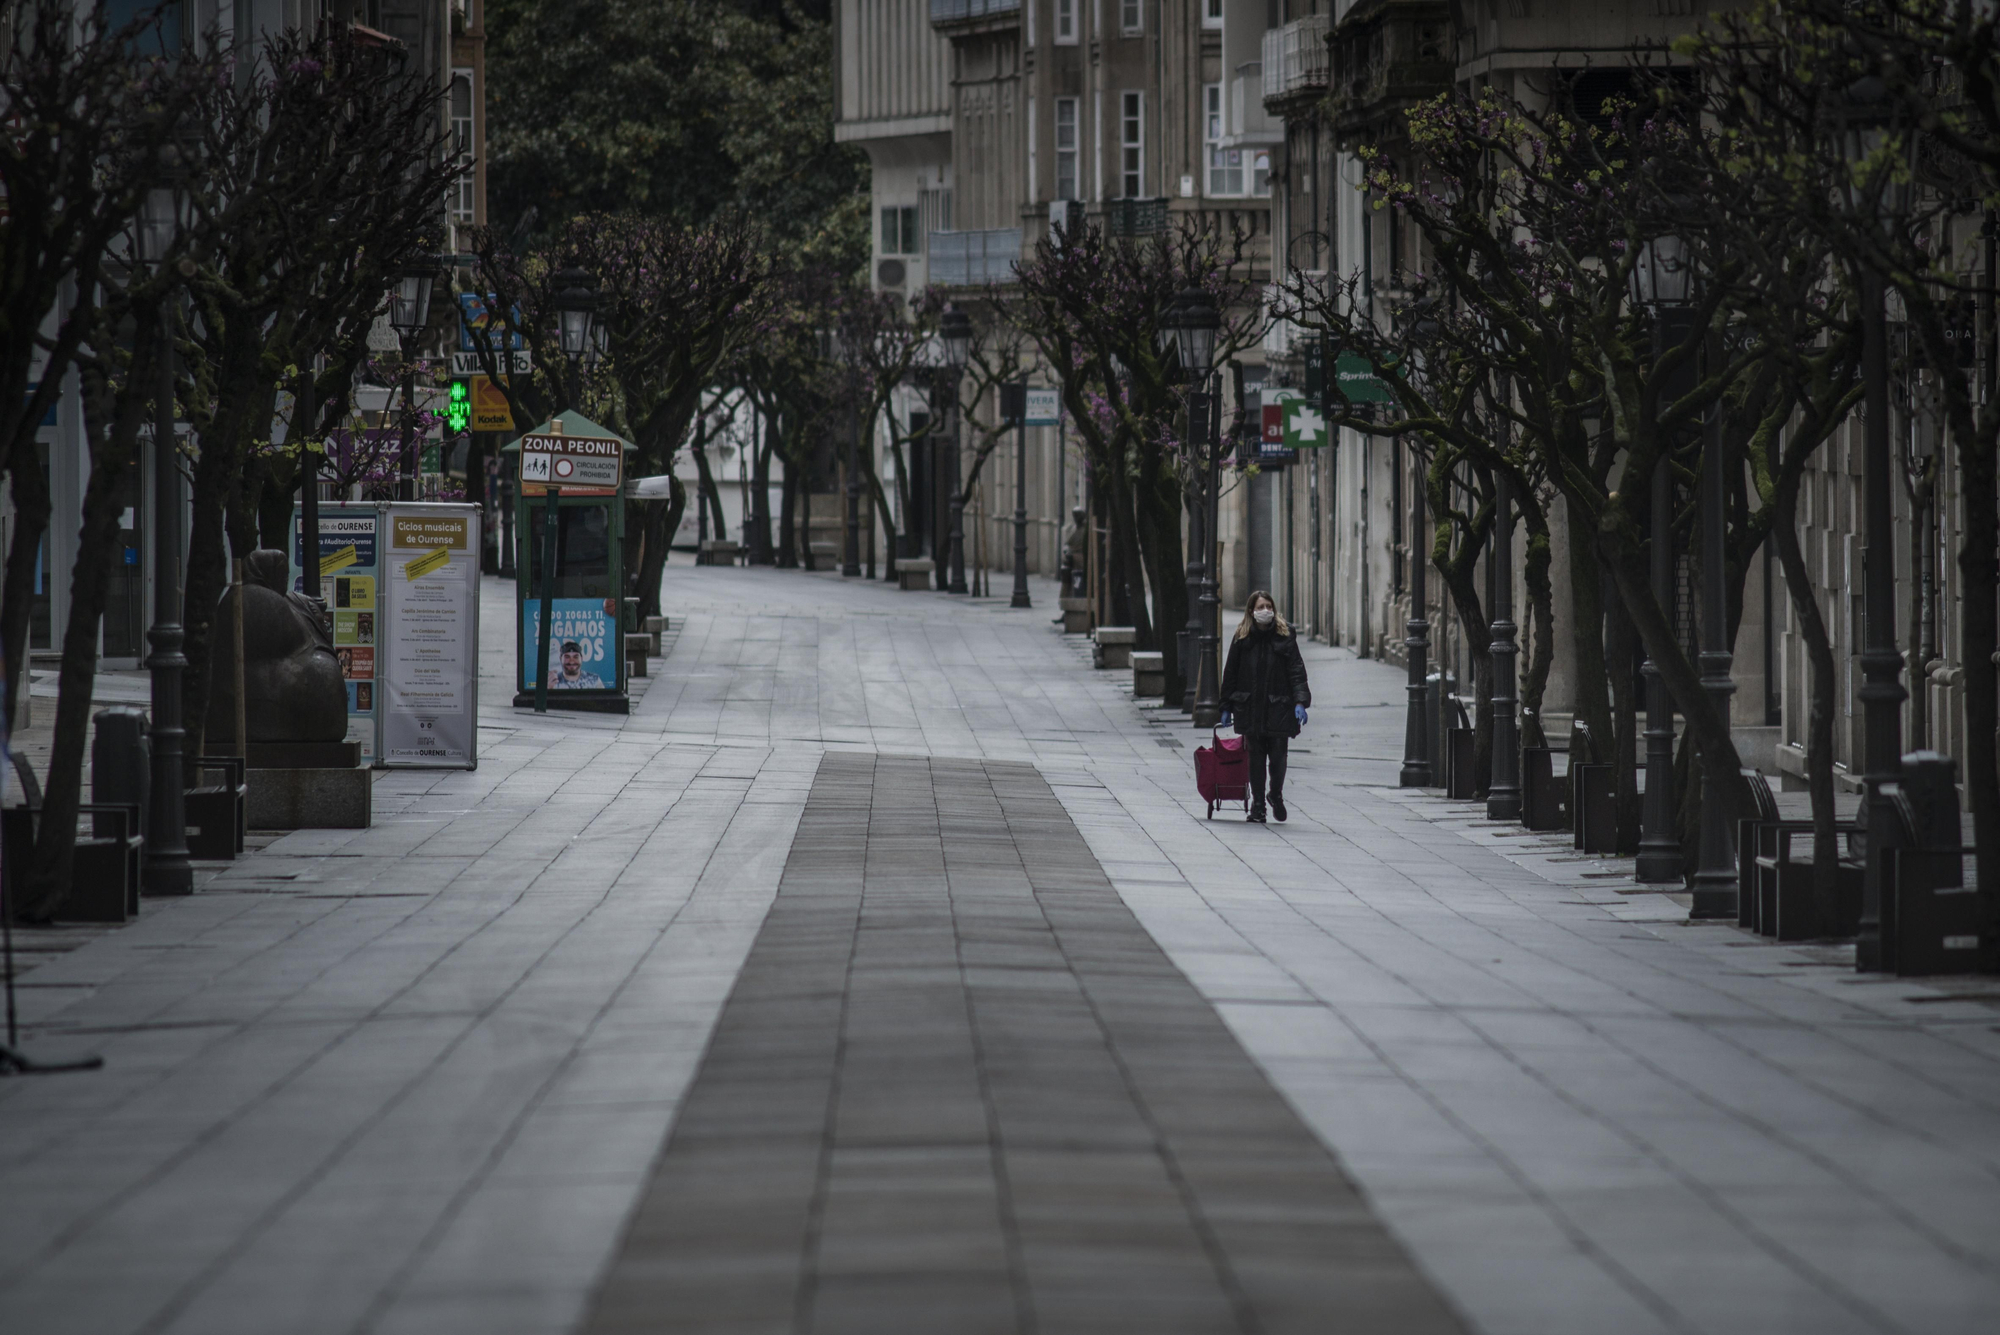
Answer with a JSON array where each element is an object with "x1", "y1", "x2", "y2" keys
[{"x1": 562, "y1": 644, "x2": 583, "y2": 679}]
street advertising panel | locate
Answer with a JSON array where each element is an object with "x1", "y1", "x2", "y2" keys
[
  {"x1": 380, "y1": 504, "x2": 481, "y2": 769},
  {"x1": 1023, "y1": 388, "x2": 1061, "y2": 426},
  {"x1": 291, "y1": 503, "x2": 380, "y2": 764},
  {"x1": 520, "y1": 596, "x2": 619, "y2": 694}
]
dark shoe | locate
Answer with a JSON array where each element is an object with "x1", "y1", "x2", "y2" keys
[
  {"x1": 1270, "y1": 794, "x2": 1287, "y2": 823},
  {"x1": 1247, "y1": 804, "x2": 1267, "y2": 823}
]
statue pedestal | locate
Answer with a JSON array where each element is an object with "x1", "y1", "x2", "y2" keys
[{"x1": 246, "y1": 742, "x2": 371, "y2": 830}]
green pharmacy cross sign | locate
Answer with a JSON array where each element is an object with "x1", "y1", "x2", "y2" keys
[{"x1": 444, "y1": 380, "x2": 473, "y2": 434}]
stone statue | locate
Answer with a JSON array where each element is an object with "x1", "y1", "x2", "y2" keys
[{"x1": 206, "y1": 549, "x2": 347, "y2": 746}]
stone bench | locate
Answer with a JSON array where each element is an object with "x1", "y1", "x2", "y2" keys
[
  {"x1": 897, "y1": 558, "x2": 935, "y2": 591},
  {"x1": 643, "y1": 615, "x2": 667, "y2": 654},
  {"x1": 697, "y1": 539, "x2": 739, "y2": 567},
  {"x1": 1058, "y1": 596, "x2": 1092, "y2": 634},
  {"x1": 625, "y1": 632, "x2": 651, "y2": 678},
  {"x1": 1093, "y1": 625, "x2": 1134, "y2": 671},
  {"x1": 1131, "y1": 650, "x2": 1165, "y2": 698},
  {"x1": 808, "y1": 541, "x2": 837, "y2": 570}
]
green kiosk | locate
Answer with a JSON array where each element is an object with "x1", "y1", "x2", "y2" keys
[{"x1": 504, "y1": 411, "x2": 636, "y2": 714}]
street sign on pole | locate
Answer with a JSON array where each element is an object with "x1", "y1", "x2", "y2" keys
[
  {"x1": 519, "y1": 431, "x2": 623, "y2": 495},
  {"x1": 1024, "y1": 388, "x2": 1060, "y2": 426}
]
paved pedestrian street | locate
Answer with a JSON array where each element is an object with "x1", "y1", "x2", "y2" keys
[{"x1": 4, "y1": 565, "x2": 2000, "y2": 1335}]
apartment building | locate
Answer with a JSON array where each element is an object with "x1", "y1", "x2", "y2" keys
[{"x1": 836, "y1": 0, "x2": 1972, "y2": 798}]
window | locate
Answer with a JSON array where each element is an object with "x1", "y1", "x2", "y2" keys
[
  {"x1": 1204, "y1": 85, "x2": 1239, "y2": 196},
  {"x1": 450, "y1": 69, "x2": 476, "y2": 224},
  {"x1": 880, "y1": 205, "x2": 919, "y2": 255},
  {"x1": 1120, "y1": 92, "x2": 1143, "y2": 198},
  {"x1": 1203, "y1": 0, "x2": 1223, "y2": 27},
  {"x1": 1120, "y1": 0, "x2": 1142, "y2": 35},
  {"x1": 1055, "y1": 0, "x2": 1077, "y2": 43},
  {"x1": 1054, "y1": 98, "x2": 1079, "y2": 201}
]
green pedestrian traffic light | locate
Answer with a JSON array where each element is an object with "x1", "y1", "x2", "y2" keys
[{"x1": 444, "y1": 379, "x2": 472, "y2": 434}]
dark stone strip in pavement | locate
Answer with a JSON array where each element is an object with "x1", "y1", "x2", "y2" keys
[{"x1": 579, "y1": 752, "x2": 1466, "y2": 1335}]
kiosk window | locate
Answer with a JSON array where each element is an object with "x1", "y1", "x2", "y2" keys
[{"x1": 526, "y1": 505, "x2": 612, "y2": 598}]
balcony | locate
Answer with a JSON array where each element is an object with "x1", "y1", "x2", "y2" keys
[
  {"x1": 928, "y1": 228, "x2": 1022, "y2": 285},
  {"x1": 1261, "y1": 14, "x2": 1330, "y2": 111},
  {"x1": 929, "y1": 0, "x2": 1020, "y2": 26}
]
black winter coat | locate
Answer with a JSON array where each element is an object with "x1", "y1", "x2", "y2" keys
[{"x1": 1220, "y1": 626, "x2": 1311, "y2": 738}]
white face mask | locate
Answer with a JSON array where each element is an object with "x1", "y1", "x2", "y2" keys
[{"x1": 1253, "y1": 608, "x2": 1275, "y2": 626}]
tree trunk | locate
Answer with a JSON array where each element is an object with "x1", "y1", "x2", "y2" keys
[
  {"x1": 748, "y1": 409, "x2": 776, "y2": 564},
  {"x1": 692, "y1": 440, "x2": 727, "y2": 543},
  {"x1": 1772, "y1": 482, "x2": 1842, "y2": 924},
  {"x1": 1564, "y1": 493, "x2": 1616, "y2": 753},
  {"x1": 1606, "y1": 583, "x2": 1642, "y2": 855},
  {"x1": 777, "y1": 454, "x2": 800, "y2": 569},
  {"x1": 24, "y1": 337, "x2": 154, "y2": 917},
  {"x1": 1520, "y1": 509, "x2": 1556, "y2": 749},
  {"x1": 182, "y1": 367, "x2": 275, "y2": 778},
  {"x1": 1131, "y1": 471, "x2": 1188, "y2": 698}
]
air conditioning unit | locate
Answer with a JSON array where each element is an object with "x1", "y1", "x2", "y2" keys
[{"x1": 876, "y1": 258, "x2": 907, "y2": 289}]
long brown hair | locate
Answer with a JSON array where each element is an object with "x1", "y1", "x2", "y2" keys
[{"x1": 1233, "y1": 590, "x2": 1290, "y2": 640}]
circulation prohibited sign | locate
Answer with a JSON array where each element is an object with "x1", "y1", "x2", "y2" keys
[{"x1": 518, "y1": 430, "x2": 623, "y2": 495}]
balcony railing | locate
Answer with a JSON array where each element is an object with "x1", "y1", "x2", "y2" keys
[
  {"x1": 1261, "y1": 14, "x2": 1330, "y2": 102},
  {"x1": 930, "y1": 0, "x2": 1020, "y2": 23},
  {"x1": 928, "y1": 228, "x2": 1022, "y2": 286},
  {"x1": 1105, "y1": 198, "x2": 1169, "y2": 238}
]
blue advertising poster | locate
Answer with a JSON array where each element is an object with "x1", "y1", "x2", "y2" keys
[
  {"x1": 520, "y1": 598, "x2": 620, "y2": 692},
  {"x1": 292, "y1": 504, "x2": 380, "y2": 764}
]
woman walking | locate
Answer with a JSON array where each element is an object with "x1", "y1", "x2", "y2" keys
[{"x1": 1219, "y1": 591, "x2": 1310, "y2": 823}]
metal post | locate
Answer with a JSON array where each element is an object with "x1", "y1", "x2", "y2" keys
[
  {"x1": 398, "y1": 353, "x2": 416, "y2": 502},
  {"x1": 1194, "y1": 378, "x2": 1223, "y2": 728},
  {"x1": 1857, "y1": 268, "x2": 1908, "y2": 966},
  {"x1": 843, "y1": 405, "x2": 862, "y2": 577},
  {"x1": 947, "y1": 372, "x2": 968, "y2": 593},
  {"x1": 535, "y1": 485, "x2": 560, "y2": 714},
  {"x1": 298, "y1": 370, "x2": 320, "y2": 602},
  {"x1": 499, "y1": 476, "x2": 516, "y2": 578},
  {"x1": 1488, "y1": 470, "x2": 1521, "y2": 819},
  {"x1": 1400, "y1": 448, "x2": 1431, "y2": 786},
  {"x1": 145, "y1": 302, "x2": 192, "y2": 895},
  {"x1": 1637, "y1": 452, "x2": 1684, "y2": 880},
  {"x1": 1689, "y1": 398, "x2": 1740, "y2": 918},
  {"x1": 1010, "y1": 379, "x2": 1031, "y2": 608}
]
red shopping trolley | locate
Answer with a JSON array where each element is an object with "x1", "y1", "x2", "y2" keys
[{"x1": 1194, "y1": 729, "x2": 1249, "y2": 819}]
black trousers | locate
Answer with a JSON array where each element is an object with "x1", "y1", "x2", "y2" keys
[{"x1": 1246, "y1": 733, "x2": 1288, "y2": 805}]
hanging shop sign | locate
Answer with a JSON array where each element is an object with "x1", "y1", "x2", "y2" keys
[
  {"x1": 379, "y1": 504, "x2": 481, "y2": 768},
  {"x1": 1334, "y1": 353, "x2": 1396, "y2": 404}
]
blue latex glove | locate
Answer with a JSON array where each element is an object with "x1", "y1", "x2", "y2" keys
[
  {"x1": 1295, "y1": 705, "x2": 1309, "y2": 727},
  {"x1": 1219, "y1": 710, "x2": 1233, "y2": 727}
]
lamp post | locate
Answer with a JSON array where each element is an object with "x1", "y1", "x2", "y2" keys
[
  {"x1": 940, "y1": 306, "x2": 972, "y2": 593},
  {"x1": 1631, "y1": 229, "x2": 1696, "y2": 883},
  {"x1": 534, "y1": 267, "x2": 598, "y2": 716},
  {"x1": 1398, "y1": 323, "x2": 1438, "y2": 788},
  {"x1": 387, "y1": 255, "x2": 439, "y2": 502},
  {"x1": 1167, "y1": 288, "x2": 1222, "y2": 727},
  {"x1": 1010, "y1": 374, "x2": 1033, "y2": 608},
  {"x1": 137, "y1": 148, "x2": 194, "y2": 897},
  {"x1": 1843, "y1": 76, "x2": 1911, "y2": 969}
]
